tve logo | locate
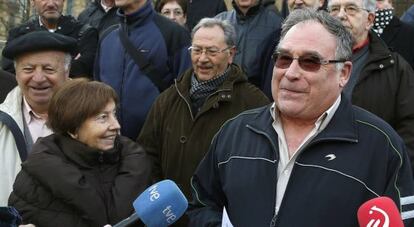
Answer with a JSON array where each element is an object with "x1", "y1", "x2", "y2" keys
[
  {"x1": 149, "y1": 184, "x2": 160, "y2": 202},
  {"x1": 163, "y1": 205, "x2": 177, "y2": 223},
  {"x1": 366, "y1": 206, "x2": 389, "y2": 227}
]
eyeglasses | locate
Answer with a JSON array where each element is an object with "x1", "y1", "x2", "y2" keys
[
  {"x1": 272, "y1": 52, "x2": 347, "y2": 72},
  {"x1": 161, "y1": 9, "x2": 184, "y2": 16},
  {"x1": 188, "y1": 46, "x2": 233, "y2": 57},
  {"x1": 328, "y1": 4, "x2": 368, "y2": 16}
]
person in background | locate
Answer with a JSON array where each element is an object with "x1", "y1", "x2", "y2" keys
[
  {"x1": 0, "y1": 31, "x2": 74, "y2": 206},
  {"x1": 215, "y1": 0, "x2": 283, "y2": 99},
  {"x1": 288, "y1": 0, "x2": 324, "y2": 11},
  {"x1": 0, "y1": 69, "x2": 17, "y2": 103},
  {"x1": 328, "y1": 0, "x2": 414, "y2": 172},
  {"x1": 188, "y1": 9, "x2": 414, "y2": 226},
  {"x1": 186, "y1": 0, "x2": 227, "y2": 30},
  {"x1": 138, "y1": 18, "x2": 269, "y2": 226},
  {"x1": 1, "y1": 0, "x2": 98, "y2": 78},
  {"x1": 9, "y1": 78, "x2": 152, "y2": 227},
  {"x1": 156, "y1": 0, "x2": 187, "y2": 27},
  {"x1": 78, "y1": 0, "x2": 120, "y2": 38},
  {"x1": 95, "y1": 0, "x2": 191, "y2": 140},
  {"x1": 373, "y1": 0, "x2": 414, "y2": 69}
]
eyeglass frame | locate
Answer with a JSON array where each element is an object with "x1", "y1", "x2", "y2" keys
[
  {"x1": 188, "y1": 46, "x2": 234, "y2": 57},
  {"x1": 327, "y1": 4, "x2": 369, "y2": 16},
  {"x1": 272, "y1": 51, "x2": 348, "y2": 72}
]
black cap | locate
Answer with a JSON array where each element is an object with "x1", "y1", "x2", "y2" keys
[{"x1": 2, "y1": 31, "x2": 77, "y2": 59}]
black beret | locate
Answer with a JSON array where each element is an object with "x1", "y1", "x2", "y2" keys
[{"x1": 2, "y1": 31, "x2": 77, "y2": 59}]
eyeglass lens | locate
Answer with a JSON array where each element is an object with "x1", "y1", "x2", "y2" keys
[{"x1": 273, "y1": 53, "x2": 324, "y2": 72}]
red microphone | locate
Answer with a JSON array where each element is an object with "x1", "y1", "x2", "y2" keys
[{"x1": 357, "y1": 197, "x2": 404, "y2": 227}]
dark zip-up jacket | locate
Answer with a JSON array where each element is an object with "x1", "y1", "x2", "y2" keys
[
  {"x1": 95, "y1": 0, "x2": 191, "y2": 140},
  {"x1": 188, "y1": 98, "x2": 414, "y2": 227},
  {"x1": 352, "y1": 31, "x2": 414, "y2": 173},
  {"x1": 77, "y1": 0, "x2": 120, "y2": 38},
  {"x1": 215, "y1": 0, "x2": 282, "y2": 92},
  {"x1": 1, "y1": 15, "x2": 98, "y2": 78},
  {"x1": 9, "y1": 134, "x2": 152, "y2": 227},
  {"x1": 138, "y1": 64, "x2": 269, "y2": 200}
]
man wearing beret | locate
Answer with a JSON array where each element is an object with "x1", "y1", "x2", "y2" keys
[
  {"x1": 0, "y1": 31, "x2": 76, "y2": 206},
  {"x1": 1, "y1": 0, "x2": 97, "y2": 78}
]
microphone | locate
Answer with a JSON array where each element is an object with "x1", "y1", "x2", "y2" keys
[
  {"x1": 357, "y1": 196, "x2": 403, "y2": 227},
  {"x1": 113, "y1": 179, "x2": 188, "y2": 227}
]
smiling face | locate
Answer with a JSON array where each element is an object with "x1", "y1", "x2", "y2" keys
[
  {"x1": 272, "y1": 21, "x2": 351, "y2": 121},
  {"x1": 15, "y1": 50, "x2": 69, "y2": 114},
  {"x1": 191, "y1": 25, "x2": 235, "y2": 81},
  {"x1": 73, "y1": 100, "x2": 120, "y2": 151}
]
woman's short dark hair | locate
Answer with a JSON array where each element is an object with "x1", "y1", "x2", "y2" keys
[
  {"x1": 48, "y1": 78, "x2": 118, "y2": 135},
  {"x1": 155, "y1": 0, "x2": 187, "y2": 15}
]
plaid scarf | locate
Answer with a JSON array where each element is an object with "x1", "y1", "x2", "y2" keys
[{"x1": 189, "y1": 67, "x2": 230, "y2": 114}]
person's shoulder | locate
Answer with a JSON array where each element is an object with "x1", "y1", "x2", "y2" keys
[
  {"x1": 352, "y1": 105, "x2": 403, "y2": 145},
  {"x1": 7, "y1": 18, "x2": 37, "y2": 38},
  {"x1": 215, "y1": 10, "x2": 234, "y2": 20}
]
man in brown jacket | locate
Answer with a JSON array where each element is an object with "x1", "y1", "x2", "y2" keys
[{"x1": 137, "y1": 18, "x2": 269, "y2": 223}]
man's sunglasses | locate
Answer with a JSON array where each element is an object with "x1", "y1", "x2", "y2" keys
[{"x1": 272, "y1": 52, "x2": 347, "y2": 72}]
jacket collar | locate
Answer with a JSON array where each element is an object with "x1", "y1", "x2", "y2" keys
[
  {"x1": 117, "y1": 0, "x2": 153, "y2": 26},
  {"x1": 57, "y1": 134, "x2": 121, "y2": 168},
  {"x1": 32, "y1": 15, "x2": 78, "y2": 35},
  {"x1": 356, "y1": 30, "x2": 395, "y2": 83},
  {"x1": 175, "y1": 63, "x2": 247, "y2": 98},
  {"x1": 174, "y1": 64, "x2": 248, "y2": 119},
  {"x1": 246, "y1": 96, "x2": 358, "y2": 147}
]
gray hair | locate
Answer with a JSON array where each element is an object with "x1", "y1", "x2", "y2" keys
[
  {"x1": 278, "y1": 8, "x2": 353, "y2": 69},
  {"x1": 14, "y1": 52, "x2": 72, "y2": 73},
  {"x1": 191, "y1": 18, "x2": 237, "y2": 47},
  {"x1": 362, "y1": 0, "x2": 376, "y2": 12}
]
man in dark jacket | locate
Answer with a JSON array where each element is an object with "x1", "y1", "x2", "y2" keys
[
  {"x1": 0, "y1": 69, "x2": 16, "y2": 103},
  {"x1": 77, "y1": 0, "x2": 119, "y2": 38},
  {"x1": 215, "y1": 0, "x2": 282, "y2": 98},
  {"x1": 186, "y1": 0, "x2": 227, "y2": 30},
  {"x1": 1, "y1": 0, "x2": 98, "y2": 78},
  {"x1": 373, "y1": 0, "x2": 414, "y2": 69},
  {"x1": 188, "y1": 9, "x2": 414, "y2": 226},
  {"x1": 138, "y1": 18, "x2": 269, "y2": 226},
  {"x1": 329, "y1": 0, "x2": 414, "y2": 172},
  {"x1": 95, "y1": 0, "x2": 191, "y2": 140}
]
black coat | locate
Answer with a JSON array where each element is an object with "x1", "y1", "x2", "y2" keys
[
  {"x1": 380, "y1": 17, "x2": 414, "y2": 70},
  {"x1": 77, "y1": 0, "x2": 120, "y2": 38},
  {"x1": 0, "y1": 69, "x2": 16, "y2": 103},
  {"x1": 1, "y1": 16, "x2": 98, "y2": 78},
  {"x1": 186, "y1": 0, "x2": 227, "y2": 30},
  {"x1": 9, "y1": 134, "x2": 152, "y2": 227}
]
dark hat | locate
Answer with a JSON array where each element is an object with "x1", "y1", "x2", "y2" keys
[{"x1": 2, "y1": 31, "x2": 77, "y2": 59}]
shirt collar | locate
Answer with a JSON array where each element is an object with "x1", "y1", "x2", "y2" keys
[
  {"x1": 100, "y1": 0, "x2": 113, "y2": 12},
  {"x1": 22, "y1": 97, "x2": 46, "y2": 124},
  {"x1": 270, "y1": 95, "x2": 342, "y2": 132},
  {"x1": 38, "y1": 16, "x2": 57, "y2": 32}
]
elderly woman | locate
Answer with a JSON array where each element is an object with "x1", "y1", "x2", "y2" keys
[
  {"x1": 8, "y1": 79, "x2": 152, "y2": 227},
  {"x1": 156, "y1": 0, "x2": 187, "y2": 27}
]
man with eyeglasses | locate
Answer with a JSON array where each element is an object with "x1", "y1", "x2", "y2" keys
[
  {"x1": 187, "y1": 9, "x2": 414, "y2": 226},
  {"x1": 215, "y1": 0, "x2": 283, "y2": 99},
  {"x1": 138, "y1": 18, "x2": 269, "y2": 226},
  {"x1": 328, "y1": 0, "x2": 414, "y2": 173}
]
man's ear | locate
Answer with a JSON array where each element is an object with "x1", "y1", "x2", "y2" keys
[
  {"x1": 339, "y1": 61, "x2": 352, "y2": 88},
  {"x1": 366, "y1": 12, "x2": 375, "y2": 30},
  {"x1": 319, "y1": 0, "x2": 325, "y2": 8}
]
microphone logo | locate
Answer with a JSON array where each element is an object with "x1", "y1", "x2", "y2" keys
[{"x1": 366, "y1": 205, "x2": 390, "y2": 227}]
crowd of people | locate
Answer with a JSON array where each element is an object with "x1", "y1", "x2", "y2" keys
[{"x1": 1, "y1": 0, "x2": 414, "y2": 226}]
